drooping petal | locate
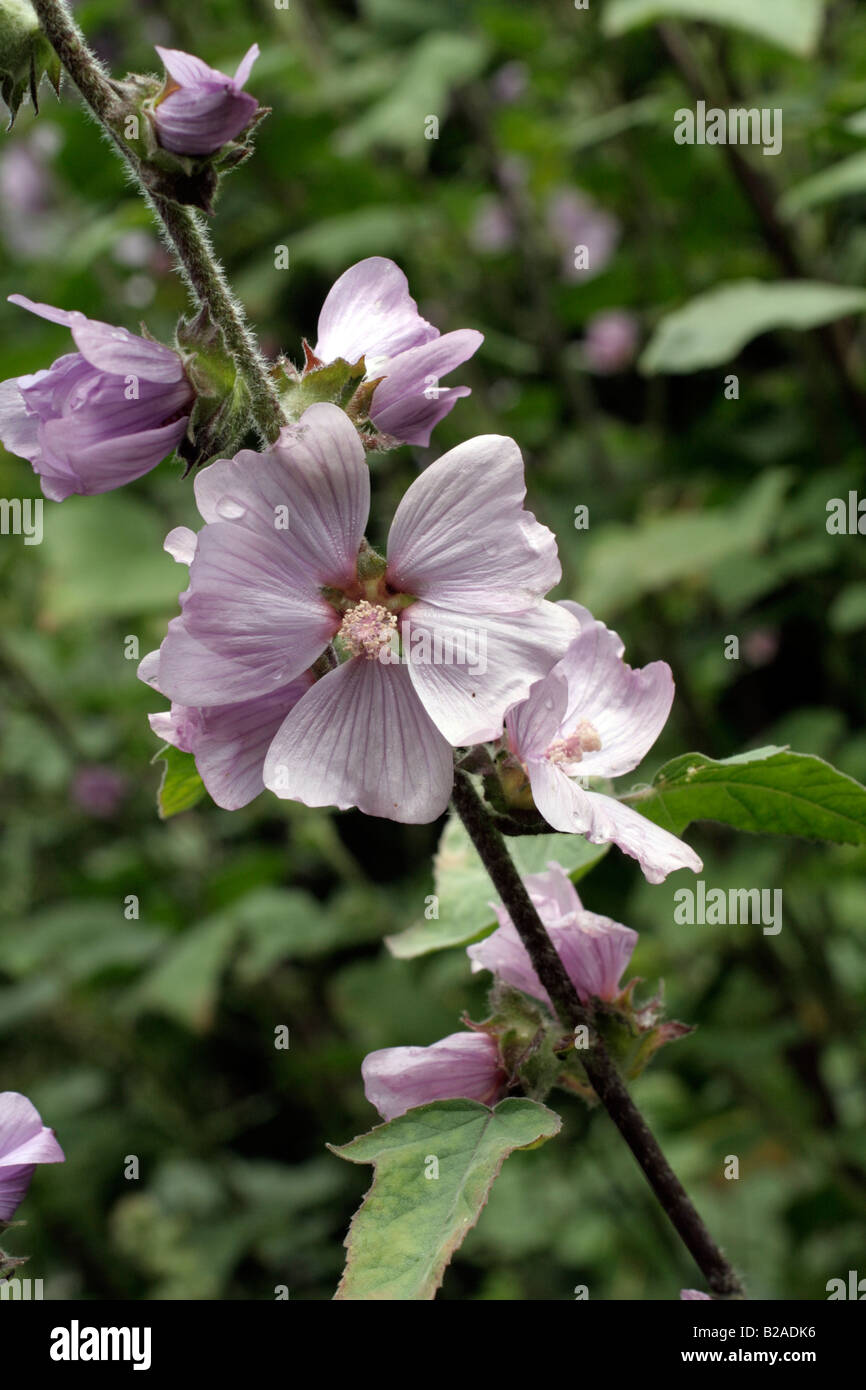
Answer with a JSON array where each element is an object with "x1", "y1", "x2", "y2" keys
[
  {"x1": 386, "y1": 435, "x2": 562, "y2": 612},
  {"x1": 528, "y1": 763, "x2": 702, "y2": 884},
  {"x1": 263, "y1": 657, "x2": 454, "y2": 823},
  {"x1": 369, "y1": 329, "x2": 482, "y2": 446},
  {"x1": 553, "y1": 612, "x2": 675, "y2": 779},
  {"x1": 194, "y1": 403, "x2": 369, "y2": 591},
  {"x1": 314, "y1": 257, "x2": 439, "y2": 367},
  {"x1": 402, "y1": 599, "x2": 578, "y2": 745},
  {"x1": 8, "y1": 296, "x2": 186, "y2": 383},
  {"x1": 361, "y1": 1032, "x2": 506, "y2": 1121}
]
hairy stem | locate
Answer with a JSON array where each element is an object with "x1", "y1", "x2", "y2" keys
[
  {"x1": 31, "y1": 0, "x2": 284, "y2": 445},
  {"x1": 452, "y1": 770, "x2": 745, "y2": 1298}
]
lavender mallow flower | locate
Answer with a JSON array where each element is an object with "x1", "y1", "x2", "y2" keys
[
  {"x1": 313, "y1": 257, "x2": 483, "y2": 446},
  {"x1": 468, "y1": 862, "x2": 638, "y2": 1007},
  {"x1": 0, "y1": 1092, "x2": 65, "y2": 1222},
  {"x1": 362, "y1": 1032, "x2": 508, "y2": 1121},
  {"x1": 0, "y1": 295, "x2": 193, "y2": 501},
  {"x1": 152, "y1": 45, "x2": 260, "y2": 157},
  {"x1": 504, "y1": 604, "x2": 703, "y2": 883},
  {"x1": 141, "y1": 402, "x2": 577, "y2": 822}
]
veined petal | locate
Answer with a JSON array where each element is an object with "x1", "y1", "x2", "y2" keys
[
  {"x1": 314, "y1": 257, "x2": 439, "y2": 366},
  {"x1": 39, "y1": 413, "x2": 188, "y2": 494},
  {"x1": 402, "y1": 599, "x2": 578, "y2": 745},
  {"x1": 0, "y1": 1092, "x2": 64, "y2": 1165},
  {"x1": 164, "y1": 523, "x2": 340, "y2": 702},
  {"x1": 528, "y1": 763, "x2": 702, "y2": 884},
  {"x1": 553, "y1": 612, "x2": 674, "y2": 779},
  {"x1": 0, "y1": 376, "x2": 40, "y2": 463},
  {"x1": 386, "y1": 435, "x2": 562, "y2": 612},
  {"x1": 263, "y1": 657, "x2": 454, "y2": 823},
  {"x1": 194, "y1": 403, "x2": 369, "y2": 591},
  {"x1": 369, "y1": 328, "x2": 482, "y2": 445}
]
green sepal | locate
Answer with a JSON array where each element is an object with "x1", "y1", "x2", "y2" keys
[{"x1": 0, "y1": 0, "x2": 61, "y2": 128}]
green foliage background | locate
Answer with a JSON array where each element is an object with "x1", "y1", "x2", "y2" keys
[{"x1": 1, "y1": 0, "x2": 865, "y2": 1300}]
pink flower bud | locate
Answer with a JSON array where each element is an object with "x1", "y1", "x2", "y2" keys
[
  {"x1": 362, "y1": 1032, "x2": 507, "y2": 1121},
  {"x1": 152, "y1": 45, "x2": 260, "y2": 157},
  {"x1": 0, "y1": 295, "x2": 193, "y2": 501}
]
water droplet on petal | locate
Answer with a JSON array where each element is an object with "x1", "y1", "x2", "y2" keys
[{"x1": 216, "y1": 496, "x2": 247, "y2": 520}]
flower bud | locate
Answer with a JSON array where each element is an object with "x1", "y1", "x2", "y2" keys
[
  {"x1": 0, "y1": 295, "x2": 194, "y2": 500},
  {"x1": 151, "y1": 45, "x2": 260, "y2": 157},
  {"x1": 362, "y1": 1032, "x2": 507, "y2": 1121}
]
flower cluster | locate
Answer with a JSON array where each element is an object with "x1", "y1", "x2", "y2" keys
[{"x1": 361, "y1": 862, "x2": 686, "y2": 1120}]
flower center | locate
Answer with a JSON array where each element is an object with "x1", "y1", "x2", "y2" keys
[
  {"x1": 338, "y1": 600, "x2": 397, "y2": 660},
  {"x1": 545, "y1": 718, "x2": 602, "y2": 766}
]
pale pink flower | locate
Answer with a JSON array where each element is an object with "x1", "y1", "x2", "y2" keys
[
  {"x1": 504, "y1": 604, "x2": 703, "y2": 883},
  {"x1": 142, "y1": 403, "x2": 577, "y2": 822},
  {"x1": 313, "y1": 257, "x2": 482, "y2": 445},
  {"x1": 468, "y1": 862, "x2": 638, "y2": 1006}
]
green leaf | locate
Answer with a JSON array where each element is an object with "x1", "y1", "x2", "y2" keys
[
  {"x1": 781, "y1": 152, "x2": 866, "y2": 217},
  {"x1": 601, "y1": 0, "x2": 824, "y2": 57},
  {"x1": 576, "y1": 468, "x2": 788, "y2": 615},
  {"x1": 640, "y1": 281, "x2": 866, "y2": 374},
  {"x1": 386, "y1": 808, "x2": 608, "y2": 959},
  {"x1": 330, "y1": 1098, "x2": 562, "y2": 1300},
  {"x1": 626, "y1": 747, "x2": 866, "y2": 844},
  {"x1": 336, "y1": 32, "x2": 489, "y2": 156},
  {"x1": 131, "y1": 914, "x2": 236, "y2": 1032},
  {"x1": 154, "y1": 745, "x2": 206, "y2": 819},
  {"x1": 40, "y1": 493, "x2": 187, "y2": 622}
]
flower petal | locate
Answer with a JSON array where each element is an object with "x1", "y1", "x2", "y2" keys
[
  {"x1": 314, "y1": 257, "x2": 439, "y2": 366},
  {"x1": 505, "y1": 668, "x2": 569, "y2": 762},
  {"x1": 402, "y1": 599, "x2": 578, "y2": 745},
  {"x1": 528, "y1": 764, "x2": 702, "y2": 884},
  {"x1": 8, "y1": 295, "x2": 186, "y2": 383},
  {"x1": 263, "y1": 657, "x2": 454, "y2": 823},
  {"x1": 160, "y1": 519, "x2": 340, "y2": 703},
  {"x1": 0, "y1": 376, "x2": 40, "y2": 463},
  {"x1": 0, "y1": 1093, "x2": 64, "y2": 1166},
  {"x1": 387, "y1": 434, "x2": 562, "y2": 611},
  {"x1": 369, "y1": 328, "x2": 482, "y2": 445},
  {"x1": 553, "y1": 611, "x2": 674, "y2": 779},
  {"x1": 194, "y1": 403, "x2": 369, "y2": 591},
  {"x1": 361, "y1": 1032, "x2": 506, "y2": 1121}
]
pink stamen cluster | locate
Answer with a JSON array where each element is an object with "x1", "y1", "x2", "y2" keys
[{"x1": 338, "y1": 600, "x2": 397, "y2": 660}]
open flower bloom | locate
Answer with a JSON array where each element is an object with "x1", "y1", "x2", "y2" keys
[
  {"x1": 0, "y1": 295, "x2": 193, "y2": 501},
  {"x1": 152, "y1": 45, "x2": 260, "y2": 156},
  {"x1": 362, "y1": 1032, "x2": 508, "y2": 1121},
  {"x1": 468, "y1": 862, "x2": 638, "y2": 1007},
  {"x1": 0, "y1": 1092, "x2": 65, "y2": 1221},
  {"x1": 313, "y1": 257, "x2": 483, "y2": 445},
  {"x1": 142, "y1": 402, "x2": 576, "y2": 822},
  {"x1": 504, "y1": 603, "x2": 702, "y2": 884}
]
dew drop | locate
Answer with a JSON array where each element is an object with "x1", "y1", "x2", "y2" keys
[{"x1": 216, "y1": 495, "x2": 247, "y2": 520}]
